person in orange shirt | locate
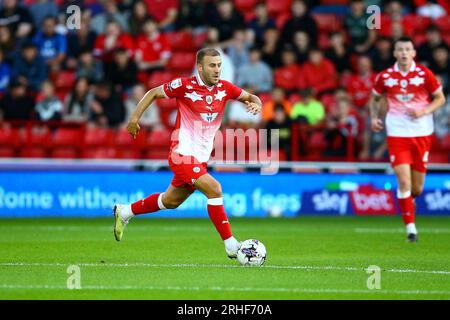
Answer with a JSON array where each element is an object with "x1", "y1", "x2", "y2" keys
[{"x1": 262, "y1": 87, "x2": 292, "y2": 122}]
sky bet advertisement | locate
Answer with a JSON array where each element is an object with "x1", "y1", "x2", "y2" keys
[{"x1": 0, "y1": 171, "x2": 449, "y2": 217}]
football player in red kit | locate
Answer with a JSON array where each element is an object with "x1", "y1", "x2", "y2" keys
[
  {"x1": 113, "y1": 48, "x2": 262, "y2": 258},
  {"x1": 370, "y1": 37, "x2": 446, "y2": 242}
]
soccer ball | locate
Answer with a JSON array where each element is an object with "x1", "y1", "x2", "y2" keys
[{"x1": 237, "y1": 239, "x2": 267, "y2": 266}]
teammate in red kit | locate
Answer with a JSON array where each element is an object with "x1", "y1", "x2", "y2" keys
[
  {"x1": 370, "y1": 37, "x2": 446, "y2": 242},
  {"x1": 113, "y1": 48, "x2": 262, "y2": 258}
]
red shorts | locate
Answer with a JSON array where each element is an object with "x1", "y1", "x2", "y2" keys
[
  {"x1": 386, "y1": 135, "x2": 433, "y2": 173},
  {"x1": 168, "y1": 152, "x2": 208, "y2": 192}
]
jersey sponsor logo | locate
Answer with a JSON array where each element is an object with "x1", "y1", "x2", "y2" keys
[
  {"x1": 395, "y1": 93, "x2": 414, "y2": 102},
  {"x1": 184, "y1": 91, "x2": 203, "y2": 102},
  {"x1": 168, "y1": 78, "x2": 182, "y2": 91},
  {"x1": 200, "y1": 112, "x2": 218, "y2": 123},
  {"x1": 350, "y1": 190, "x2": 396, "y2": 215}
]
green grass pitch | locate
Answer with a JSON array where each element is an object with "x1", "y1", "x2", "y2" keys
[{"x1": 0, "y1": 216, "x2": 449, "y2": 300}]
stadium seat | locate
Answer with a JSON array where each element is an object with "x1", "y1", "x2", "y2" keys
[
  {"x1": 54, "y1": 70, "x2": 77, "y2": 91},
  {"x1": 147, "y1": 129, "x2": 172, "y2": 148},
  {"x1": 276, "y1": 13, "x2": 291, "y2": 29},
  {"x1": 266, "y1": 0, "x2": 292, "y2": 17},
  {"x1": 165, "y1": 31, "x2": 195, "y2": 52},
  {"x1": 115, "y1": 127, "x2": 147, "y2": 149},
  {"x1": 148, "y1": 71, "x2": 173, "y2": 89},
  {"x1": 429, "y1": 151, "x2": 449, "y2": 163},
  {"x1": 116, "y1": 148, "x2": 143, "y2": 159},
  {"x1": 312, "y1": 13, "x2": 342, "y2": 33},
  {"x1": 50, "y1": 147, "x2": 78, "y2": 159},
  {"x1": 51, "y1": 128, "x2": 83, "y2": 148},
  {"x1": 403, "y1": 15, "x2": 432, "y2": 35},
  {"x1": 81, "y1": 147, "x2": 118, "y2": 159},
  {"x1": 0, "y1": 147, "x2": 16, "y2": 157},
  {"x1": 442, "y1": 134, "x2": 450, "y2": 151},
  {"x1": 144, "y1": 149, "x2": 169, "y2": 159},
  {"x1": 309, "y1": 131, "x2": 328, "y2": 151},
  {"x1": 435, "y1": 16, "x2": 450, "y2": 33},
  {"x1": 0, "y1": 127, "x2": 22, "y2": 148},
  {"x1": 167, "y1": 52, "x2": 196, "y2": 73},
  {"x1": 234, "y1": 0, "x2": 257, "y2": 12},
  {"x1": 28, "y1": 126, "x2": 51, "y2": 148},
  {"x1": 84, "y1": 127, "x2": 114, "y2": 148},
  {"x1": 19, "y1": 147, "x2": 47, "y2": 158}
]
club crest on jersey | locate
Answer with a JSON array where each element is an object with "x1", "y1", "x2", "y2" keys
[
  {"x1": 200, "y1": 112, "x2": 218, "y2": 123},
  {"x1": 206, "y1": 95, "x2": 213, "y2": 104},
  {"x1": 400, "y1": 79, "x2": 408, "y2": 88},
  {"x1": 168, "y1": 78, "x2": 182, "y2": 91}
]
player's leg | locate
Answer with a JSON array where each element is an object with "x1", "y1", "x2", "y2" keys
[
  {"x1": 113, "y1": 184, "x2": 193, "y2": 241},
  {"x1": 194, "y1": 173, "x2": 241, "y2": 258},
  {"x1": 393, "y1": 164, "x2": 417, "y2": 241},
  {"x1": 411, "y1": 170, "x2": 426, "y2": 199}
]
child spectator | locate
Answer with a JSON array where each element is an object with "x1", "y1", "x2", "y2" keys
[{"x1": 35, "y1": 80, "x2": 63, "y2": 121}]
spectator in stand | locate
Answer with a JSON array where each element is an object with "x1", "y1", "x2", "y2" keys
[
  {"x1": 260, "y1": 27, "x2": 282, "y2": 68},
  {"x1": 0, "y1": 26, "x2": 17, "y2": 62},
  {"x1": 248, "y1": 2, "x2": 276, "y2": 48},
  {"x1": 66, "y1": 15, "x2": 97, "y2": 69},
  {"x1": 32, "y1": 16, "x2": 67, "y2": 72},
  {"x1": 433, "y1": 74, "x2": 450, "y2": 139},
  {"x1": 0, "y1": 0, "x2": 33, "y2": 39},
  {"x1": 262, "y1": 87, "x2": 292, "y2": 122},
  {"x1": 30, "y1": 0, "x2": 59, "y2": 30},
  {"x1": 35, "y1": 80, "x2": 63, "y2": 122},
  {"x1": 324, "y1": 31, "x2": 351, "y2": 74},
  {"x1": 209, "y1": 0, "x2": 245, "y2": 42},
  {"x1": 369, "y1": 36, "x2": 395, "y2": 72},
  {"x1": 127, "y1": 0, "x2": 150, "y2": 36},
  {"x1": 236, "y1": 47, "x2": 272, "y2": 94},
  {"x1": 292, "y1": 31, "x2": 310, "y2": 65},
  {"x1": 76, "y1": 50, "x2": 104, "y2": 84},
  {"x1": 89, "y1": 81, "x2": 125, "y2": 128},
  {"x1": 417, "y1": 0, "x2": 446, "y2": 20},
  {"x1": 290, "y1": 88, "x2": 325, "y2": 126},
  {"x1": 302, "y1": 48, "x2": 337, "y2": 96},
  {"x1": 281, "y1": 0, "x2": 317, "y2": 47},
  {"x1": 124, "y1": 83, "x2": 161, "y2": 129},
  {"x1": 105, "y1": 48, "x2": 138, "y2": 93},
  {"x1": 144, "y1": 0, "x2": 179, "y2": 31},
  {"x1": 225, "y1": 29, "x2": 251, "y2": 68},
  {"x1": 324, "y1": 97, "x2": 359, "y2": 157},
  {"x1": 176, "y1": 0, "x2": 207, "y2": 33},
  {"x1": 274, "y1": 46, "x2": 303, "y2": 93},
  {"x1": 380, "y1": 1, "x2": 414, "y2": 38},
  {"x1": 359, "y1": 116, "x2": 388, "y2": 161},
  {"x1": 12, "y1": 42, "x2": 47, "y2": 92},
  {"x1": 428, "y1": 45, "x2": 450, "y2": 89},
  {"x1": 93, "y1": 20, "x2": 134, "y2": 64},
  {"x1": 344, "y1": 0, "x2": 376, "y2": 53},
  {"x1": 0, "y1": 80, "x2": 34, "y2": 121},
  {"x1": 417, "y1": 25, "x2": 449, "y2": 66},
  {"x1": 134, "y1": 18, "x2": 171, "y2": 76},
  {"x1": 265, "y1": 104, "x2": 292, "y2": 160},
  {"x1": 91, "y1": 0, "x2": 129, "y2": 34},
  {"x1": 64, "y1": 77, "x2": 93, "y2": 123},
  {"x1": 346, "y1": 55, "x2": 376, "y2": 115},
  {"x1": 0, "y1": 49, "x2": 11, "y2": 94}
]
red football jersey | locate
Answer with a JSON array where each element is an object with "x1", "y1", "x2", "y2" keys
[
  {"x1": 162, "y1": 75, "x2": 243, "y2": 162},
  {"x1": 372, "y1": 61, "x2": 442, "y2": 137}
]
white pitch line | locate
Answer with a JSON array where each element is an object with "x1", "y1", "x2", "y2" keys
[
  {"x1": 354, "y1": 228, "x2": 450, "y2": 234},
  {"x1": 1, "y1": 262, "x2": 449, "y2": 275},
  {"x1": 0, "y1": 284, "x2": 449, "y2": 296}
]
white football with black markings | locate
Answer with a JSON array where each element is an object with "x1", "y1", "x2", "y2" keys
[{"x1": 237, "y1": 239, "x2": 267, "y2": 266}]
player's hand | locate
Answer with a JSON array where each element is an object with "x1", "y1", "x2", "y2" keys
[
  {"x1": 127, "y1": 121, "x2": 140, "y2": 139},
  {"x1": 245, "y1": 101, "x2": 261, "y2": 115},
  {"x1": 406, "y1": 108, "x2": 427, "y2": 119},
  {"x1": 371, "y1": 118, "x2": 384, "y2": 132}
]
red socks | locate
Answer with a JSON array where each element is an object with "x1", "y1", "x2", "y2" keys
[
  {"x1": 207, "y1": 198, "x2": 233, "y2": 240},
  {"x1": 397, "y1": 190, "x2": 415, "y2": 225},
  {"x1": 131, "y1": 193, "x2": 165, "y2": 215}
]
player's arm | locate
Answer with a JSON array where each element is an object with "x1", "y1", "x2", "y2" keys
[
  {"x1": 237, "y1": 90, "x2": 262, "y2": 115},
  {"x1": 126, "y1": 85, "x2": 166, "y2": 138},
  {"x1": 369, "y1": 93, "x2": 385, "y2": 132},
  {"x1": 407, "y1": 89, "x2": 446, "y2": 119}
]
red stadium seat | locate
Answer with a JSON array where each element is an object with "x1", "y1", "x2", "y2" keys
[
  {"x1": 19, "y1": 147, "x2": 47, "y2": 158},
  {"x1": 312, "y1": 14, "x2": 342, "y2": 33},
  {"x1": 82, "y1": 147, "x2": 118, "y2": 159},
  {"x1": 115, "y1": 127, "x2": 147, "y2": 149},
  {"x1": 167, "y1": 52, "x2": 196, "y2": 73},
  {"x1": 234, "y1": 0, "x2": 257, "y2": 12},
  {"x1": 116, "y1": 148, "x2": 143, "y2": 159},
  {"x1": 148, "y1": 71, "x2": 173, "y2": 88},
  {"x1": 147, "y1": 129, "x2": 172, "y2": 148},
  {"x1": 84, "y1": 127, "x2": 114, "y2": 148},
  {"x1": 435, "y1": 16, "x2": 450, "y2": 33},
  {"x1": 309, "y1": 131, "x2": 328, "y2": 150},
  {"x1": 0, "y1": 127, "x2": 22, "y2": 148},
  {"x1": 276, "y1": 13, "x2": 291, "y2": 29},
  {"x1": 28, "y1": 126, "x2": 51, "y2": 147},
  {"x1": 403, "y1": 15, "x2": 432, "y2": 34},
  {"x1": 54, "y1": 70, "x2": 77, "y2": 91},
  {"x1": 144, "y1": 149, "x2": 169, "y2": 159},
  {"x1": 266, "y1": 0, "x2": 292, "y2": 17},
  {"x1": 429, "y1": 151, "x2": 449, "y2": 163},
  {"x1": 442, "y1": 133, "x2": 450, "y2": 151},
  {"x1": 50, "y1": 148, "x2": 78, "y2": 159},
  {"x1": 52, "y1": 128, "x2": 83, "y2": 148},
  {"x1": 0, "y1": 147, "x2": 16, "y2": 157},
  {"x1": 165, "y1": 31, "x2": 195, "y2": 52}
]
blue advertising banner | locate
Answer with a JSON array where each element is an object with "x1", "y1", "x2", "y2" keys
[{"x1": 0, "y1": 171, "x2": 449, "y2": 217}]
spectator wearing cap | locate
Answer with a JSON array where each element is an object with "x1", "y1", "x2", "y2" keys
[
  {"x1": 12, "y1": 42, "x2": 47, "y2": 91},
  {"x1": 236, "y1": 47, "x2": 273, "y2": 94},
  {"x1": 302, "y1": 48, "x2": 337, "y2": 96},
  {"x1": 32, "y1": 16, "x2": 67, "y2": 71},
  {"x1": 0, "y1": 80, "x2": 34, "y2": 121}
]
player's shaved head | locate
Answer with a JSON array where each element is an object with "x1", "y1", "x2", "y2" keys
[{"x1": 196, "y1": 48, "x2": 221, "y2": 65}]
